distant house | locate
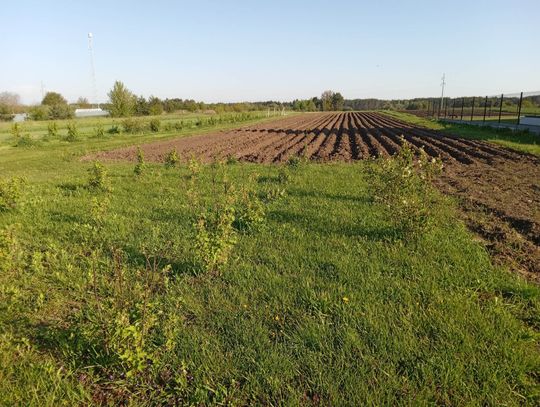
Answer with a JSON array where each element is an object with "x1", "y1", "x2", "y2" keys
[{"x1": 75, "y1": 108, "x2": 109, "y2": 118}]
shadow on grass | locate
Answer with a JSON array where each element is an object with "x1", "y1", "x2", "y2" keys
[
  {"x1": 268, "y1": 209, "x2": 396, "y2": 241},
  {"x1": 287, "y1": 188, "x2": 372, "y2": 204}
]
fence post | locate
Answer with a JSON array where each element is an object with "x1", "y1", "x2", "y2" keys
[
  {"x1": 483, "y1": 96, "x2": 488, "y2": 124},
  {"x1": 516, "y1": 92, "x2": 523, "y2": 125},
  {"x1": 470, "y1": 97, "x2": 475, "y2": 122},
  {"x1": 452, "y1": 99, "x2": 456, "y2": 119},
  {"x1": 461, "y1": 97, "x2": 464, "y2": 121},
  {"x1": 498, "y1": 93, "x2": 503, "y2": 124}
]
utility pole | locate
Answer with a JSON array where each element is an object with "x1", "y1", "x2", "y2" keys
[
  {"x1": 440, "y1": 73, "x2": 446, "y2": 117},
  {"x1": 40, "y1": 81, "x2": 45, "y2": 101}
]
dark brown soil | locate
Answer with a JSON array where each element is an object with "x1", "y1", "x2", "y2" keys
[{"x1": 87, "y1": 112, "x2": 540, "y2": 280}]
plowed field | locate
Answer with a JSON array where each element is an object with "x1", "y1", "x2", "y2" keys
[{"x1": 90, "y1": 112, "x2": 540, "y2": 279}]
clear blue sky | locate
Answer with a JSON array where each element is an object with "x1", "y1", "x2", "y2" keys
[{"x1": 1, "y1": 0, "x2": 539, "y2": 104}]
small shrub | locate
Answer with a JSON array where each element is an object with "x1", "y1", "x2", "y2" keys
[
  {"x1": 369, "y1": 137, "x2": 443, "y2": 239},
  {"x1": 122, "y1": 118, "x2": 144, "y2": 134},
  {"x1": 65, "y1": 122, "x2": 79, "y2": 142},
  {"x1": 234, "y1": 178, "x2": 265, "y2": 232},
  {"x1": 174, "y1": 121, "x2": 183, "y2": 131},
  {"x1": 195, "y1": 203, "x2": 237, "y2": 275},
  {"x1": 108, "y1": 125, "x2": 121, "y2": 134},
  {"x1": 134, "y1": 147, "x2": 146, "y2": 176},
  {"x1": 87, "y1": 161, "x2": 110, "y2": 191},
  {"x1": 164, "y1": 148, "x2": 179, "y2": 168},
  {"x1": 287, "y1": 155, "x2": 302, "y2": 169},
  {"x1": 15, "y1": 134, "x2": 36, "y2": 148},
  {"x1": 187, "y1": 155, "x2": 201, "y2": 178},
  {"x1": 11, "y1": 123, "x2": 22, "y2": 138},
  {"x1": 47, "y1": 122, "x2": 58, "y2": 138},
  {"x1": 149, "y1": 118, "x2": 161, "y2": 132},
  {"x1": 0, "y1": 178, "x2": 25, "y2": 211},
  {"x1": 94, "y1": 124, "x2": 105, "y2": 138},
  {"x1": 277, "y1": 167, "x2": 291, "y2": 184},
  {"x1": 226, "y1": 155, "x2": 238, "y2": 165}
]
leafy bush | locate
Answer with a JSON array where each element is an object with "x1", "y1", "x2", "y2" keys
[
  {"x1": 28, "y1": 105, "x2": 50, "y2": 120},
  {"x1": 47, "y1": 122, "x2": 58, "y2": 138},
  {"x1": 277, "y1": 167, "x2": 291, "y2": 184},
  {"x1": 194, "y1": 201, "x2": 237, "y2": 275},
  {"x1": 287, "y1": 155, "x2": 302, "y2": 169},
  {"x1": 187, "y1": 155, "x2": 201, "y2": 178},
  {"x1": 65, "y1": 122, "x2": 79, "y2": 142},
  {"x1": 164, "y1": 148, "x2": 179, "y2": 168},
  {"x1": 369, "y1": 137, "x2": 443, "y2": 238},
  {"x1": 122, "y1": 118, "x2": 144, "y2": 134},
  {"x1": 94, "y1": 124, "x2": 105, "y2": 138},
  {"x1": 234, "y1": 177, "x2": 265, "y2": 232},
  {"x1": 134, "y1": 147, "x2": 146, "y2": 176},
  {"x1": 108, "y1": 125, "x2": 121, "y2": 134},
  {"x1": 15, "y1": 134, "x2": 36, "y2": 148},
  {"x1": 87, "y1": 161, "x2": 110, "y2": 191},
  {"x1": 149, "y1": 118, "x2": 161, "y2": 132},
  {"x1": 0, "y1": 178, "x2": 25, "y2": 212},
  {"x1": 226, "y1": 155, "x2": 238, "y2": 165},
  {"x1": 48, "y1": 103, "x2": 73, "y2": 120},
  {"x1": 11, "y1": 123, "x2": 22, "y2": 138}
]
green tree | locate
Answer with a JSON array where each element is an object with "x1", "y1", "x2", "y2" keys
[
  {"x1": 134, "y1": 96, "x2": 149, "y2": 116},
  {"x1": 41, "y1": 92, "x2": 67, "y2": 106},
  {"x1": 76, "y1": 97, "x2": 90, "y2": 108},
  {"x1": 108, "y1": 81, "x2": 135, "y2": 117},
  {"x1": 148, "y1": 96, "x2": 163, "y2": 116},
  {"x1": 332, "y1": 92, "x2": 344, "y2": 111},
  {"x1": 321, "y1": 90, "x2": 334, "y2": 111}
]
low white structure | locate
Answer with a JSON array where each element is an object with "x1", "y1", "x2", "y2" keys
[
  {"x1": 13, "y1": 113, "x2": 28, "y2": 122},
  {"x1": 520, "y1": 116, "x2": 540, "y2": 126},
  {"x1": 75, "y1": 108, "x2": 109, "y2": 118}
]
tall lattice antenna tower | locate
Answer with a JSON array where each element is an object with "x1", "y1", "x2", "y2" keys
[
  {"x1": 440, "y1": 73, "x2": 446, "y2": 112},
  {"x1": 88, "y1": 32, "x2": 98, "y2": 107}
]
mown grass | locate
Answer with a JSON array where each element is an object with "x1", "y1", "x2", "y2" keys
[
  {"x1": 1, "y1": 138, "x2": 539, "y2": 404},
  {"x1": 383, "y1": 110, "x2": 540, "y2": 156}
]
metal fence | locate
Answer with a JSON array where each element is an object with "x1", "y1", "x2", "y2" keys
[{"x1": 423, "y1": 90, "x2": 540, "y2": 127}]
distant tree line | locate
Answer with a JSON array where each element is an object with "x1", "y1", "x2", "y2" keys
[{"x1": 2, "y1": 82, "x2": 539, "y2": 122}]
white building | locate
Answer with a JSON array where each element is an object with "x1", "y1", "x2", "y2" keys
[{"x1": 75, "y1": 108, "x2": 109, "y2": 118}]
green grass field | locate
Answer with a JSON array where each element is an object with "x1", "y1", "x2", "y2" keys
[
  {"x1": 1, "y1": 113, "x2": 539, "y2": 405},
  {"x1": 384, "y1": 110, "x2": 540, "y2": 156}
]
